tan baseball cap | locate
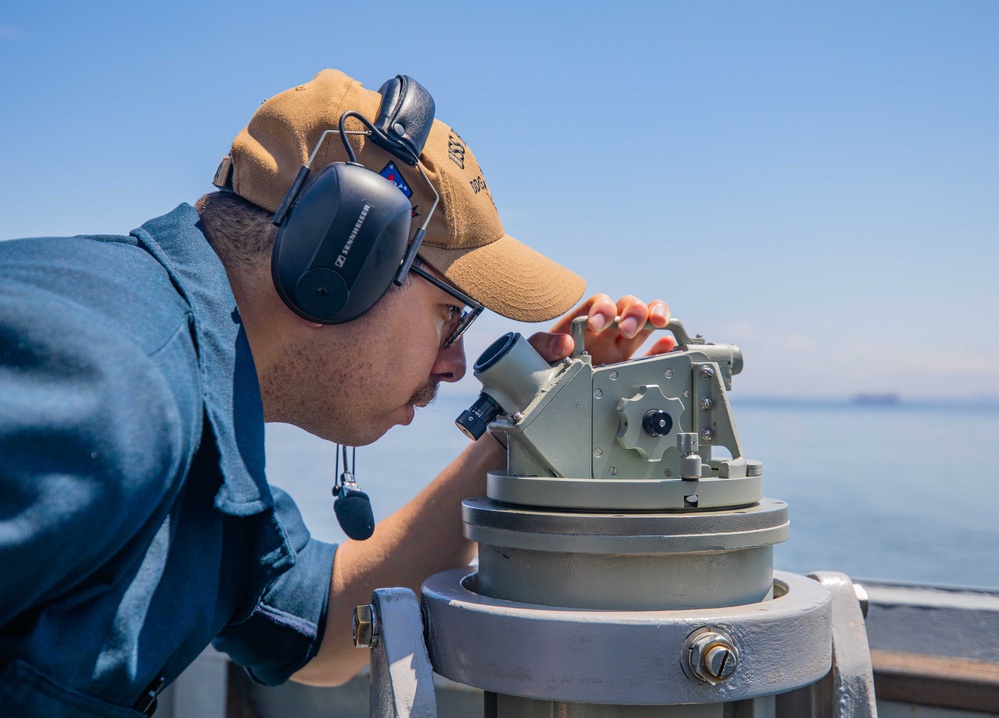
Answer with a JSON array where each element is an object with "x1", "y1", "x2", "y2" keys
[{"x1": 216, "y1": 69, "x2": 585, "y2": 323}]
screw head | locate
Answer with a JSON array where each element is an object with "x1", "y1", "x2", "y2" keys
[
  {"x1": 700, "y1": 428, "x2": 714, "y2": 443},
  {"x1": 353, "y1": 604, "x2": 378, "y2": 648},
  {"x1": 704, "y1": 644, "x2": 738, "y2": 680},
  {"x1": 700, "y1": 398, "x2": 714, "y2": 410},
  {"x1": 511, "y1": 411, "x2": 524, "y2": 423},
  {"x1": 700, "y1": 366, "x2": 715, "y2": 380}
]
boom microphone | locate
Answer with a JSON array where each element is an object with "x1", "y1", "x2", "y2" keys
[{"x1": 332, "y1": 446, "x2": 375, "y2": 541}]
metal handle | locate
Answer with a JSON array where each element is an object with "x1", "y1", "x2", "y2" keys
[{"x1": 569, "y1": 316, "x2": 703, "y2": 358}]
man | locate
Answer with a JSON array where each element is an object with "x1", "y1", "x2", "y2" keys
[{"x1": 0, "y1": 69, "x2": 673, "y2": 714}]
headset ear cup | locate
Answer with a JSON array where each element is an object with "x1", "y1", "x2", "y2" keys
[
  {"x1": 271, "y1": 162, "x2": 414, "y2": 324},
  {"x1": 294, "y1": 268, "x2": 350, "y2": 319}
]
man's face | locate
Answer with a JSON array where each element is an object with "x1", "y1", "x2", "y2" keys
[{"x1": 264, "y1": 267, "x2": 468, "y2": 446}]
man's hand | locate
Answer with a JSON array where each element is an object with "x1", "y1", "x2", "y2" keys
[{"x1": 528, "y1": 294, "x2": 676, "y2": 365}]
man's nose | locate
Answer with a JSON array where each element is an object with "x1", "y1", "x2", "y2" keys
[{"x1": 432, "y1": 339, "x2": 466, "y2": 383}]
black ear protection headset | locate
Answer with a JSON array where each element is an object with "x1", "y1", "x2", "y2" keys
[
  {"x1": 270, "y1": 74, "x2": 439, "y2": 324},
  {"x1": 264, "y1": 75, "x2": 440, "y2": 541}
]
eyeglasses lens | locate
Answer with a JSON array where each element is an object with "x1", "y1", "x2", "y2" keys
[{"x1": 443, "y1": 306, "x2": 483, "y2": 349}]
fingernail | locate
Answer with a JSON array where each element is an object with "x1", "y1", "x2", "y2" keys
[
  {"x1": 652, "y1": 306, "x2": 668, "y2": 323},
  {"x1": 620, "y1": 317, "x2": 639, "y2": 338},
  {"x1": 589, "y1": 314, "x2": 607, "y2": 333}
]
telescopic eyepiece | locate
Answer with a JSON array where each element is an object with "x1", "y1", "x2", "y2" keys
[
  {"x1": 456, "y1": 393, "x2": 503, "y2": 441},
  {"x1": 474, "y1": 332, "x2": 520, "y2": 373}
]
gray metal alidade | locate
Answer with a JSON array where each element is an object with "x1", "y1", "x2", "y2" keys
[
  {"x1": 356, "y1": 319, "x2": 878, "y2": 718},
  {"x1": 457, "y1": 318, "x2": 756, "y2": 509}
]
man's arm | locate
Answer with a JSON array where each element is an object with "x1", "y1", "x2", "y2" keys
[
  {"x1": 294, "y1": 294, "x2": 673, "y2": 685},
  {"x1": 292, "y1": 433, "x2": 502, "y2": 685}
]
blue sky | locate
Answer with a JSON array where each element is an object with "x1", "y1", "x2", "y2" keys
[{"x1": 2, "y1": 1, "x2": 997, "y2": 398}]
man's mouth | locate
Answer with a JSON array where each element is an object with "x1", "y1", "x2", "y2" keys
[{"x1": 409, "y1": 381, "x2": 439, "y2": 409}]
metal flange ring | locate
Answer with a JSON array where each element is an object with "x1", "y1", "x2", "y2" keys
[{"x1": 422, "y1": 569, "x2": 831, "y2": 705}]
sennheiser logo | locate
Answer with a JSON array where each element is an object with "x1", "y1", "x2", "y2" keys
[{"x1": 335, "y1": 204, "x2": 372, "y2": 268}]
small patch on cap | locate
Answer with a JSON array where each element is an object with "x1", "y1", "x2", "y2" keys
[{"x1": 379, "y1": 161, "x2": 413, "y2": 198}]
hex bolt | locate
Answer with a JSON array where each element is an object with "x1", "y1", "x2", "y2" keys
[
  {"x1": 700, "y1": 366, "x2": 715, "y2": 380},
  {"x1": 854, "y1": 582, "x2": 870, "y2": 619},
  {"x1": 677, "y1": 433, "x2": 701, "y2": 480},
  {"x1": 700, "y1": 397, "x2": 714, "y2": 410},
  {"x1": 677, "y1": 433, "x2": 698, "y2": 454},
  {"x1": 684, "y1": 629, "x2": 739, "y2": 685},
  {"x1": 353, "y1": 604, "x2": 379, "y2": 648}
]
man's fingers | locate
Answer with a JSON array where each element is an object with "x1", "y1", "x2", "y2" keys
[
  {"x1": 527, "y1": 332, "x2": 573, "y2": 363},
  {"x1": 648, "y1": 300, "x2": 671, "y2": 328},
  {"x1": 585, "y1": 294, "x2": 618, "y2": 333},
  {"x1": 644, "y1": 335, "x2": 677, "y2": 356},
  {"x1": 548, "y1": 294, "x2": 673, "y2": 367}
]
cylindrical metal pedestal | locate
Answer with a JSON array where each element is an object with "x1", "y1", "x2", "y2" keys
[
  {"x1": 469, "y1": 498, "x2": 785, "y2": 717},
  {"x1": 467, "y1": 498, "x2": 788, "y2": 611},
  {"x1": 421, "y1": 497, "x2": 830, "y2": 717}
]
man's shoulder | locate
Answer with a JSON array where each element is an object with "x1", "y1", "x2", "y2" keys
[{"x1": 0, "y1": 231, "x2": 194, "y2": 357}]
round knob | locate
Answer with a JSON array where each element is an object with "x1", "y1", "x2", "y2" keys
[
  {"x1": 642, "y1": 410, "x2": 673, "y2": 437},
  {"x1": 616, "y1": 386, "x2": 684, "y2": 461}
]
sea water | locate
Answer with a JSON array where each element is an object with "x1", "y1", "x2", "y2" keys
[{"x1": 265, "y1": 394, "x2": 999, "y2": 589}]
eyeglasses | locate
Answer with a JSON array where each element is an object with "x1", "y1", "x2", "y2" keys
[{"x1": 410, "y1": 264, "x2": 484, "y2": 349}]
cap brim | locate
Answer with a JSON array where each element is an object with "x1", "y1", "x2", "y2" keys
[{"x1": 418, "y1": 233, "x2": 586, "y2": 323}]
